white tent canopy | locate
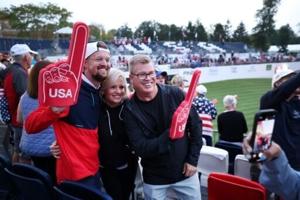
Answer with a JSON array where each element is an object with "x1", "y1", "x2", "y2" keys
[
  {"x1": 54, "y1": 27, "x2": 72, "y2": 35},
  {"x1": 268, "y1": 44, "x2": 300, "y2": 53}
]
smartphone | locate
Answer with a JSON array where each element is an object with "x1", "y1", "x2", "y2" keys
[{"x1": 249, "y1": 109, "x2": 277, "y2": 162}]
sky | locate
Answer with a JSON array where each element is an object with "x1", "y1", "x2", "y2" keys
[{"x1": 1, "y1": 0, "x2": 300, "y2": 34}]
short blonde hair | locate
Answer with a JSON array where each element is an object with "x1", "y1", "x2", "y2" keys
[
  {"x1": 101, "y1": 68, "x2": 127, "y2": 95},
  {"x1": 129, "y1": 54, "x2": 153, "y2": 74}
]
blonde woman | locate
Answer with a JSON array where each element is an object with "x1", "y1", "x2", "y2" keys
[{"x1": 99, "y1": 68, "x2": 137, "y2": 200}]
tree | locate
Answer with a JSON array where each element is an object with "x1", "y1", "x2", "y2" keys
[
  {"x1": 277, "y1": 24, "x2": 295, "y2": 53},
  {"x1": 224, "y1": 20, "x2": 232, "y2": 41},
  {"x1": 186, "y1": 21, "x2": 195, "y2": 41},
  {"x1": 232, "y1": 22, "x2": 249, "y2": 43},
  {"x1": 116, "y1": 24, "x2": 133, "y2": 38},
  {"x1": 0, "y1": 3, "x2": 72, "y2": 38},
  {"x1": 212, "y1": 23, "x2": 226, "y2": 42},
  {"x1": 105, "y1": 29, "x2": 117, "y2": 41},
  {"x1": 134, "y1": 21, "x2": 159, "y2": 40},
  {"x1": 194, "y1": 20, "x2": 208, "y2": 41},
  {"x1": 169, "y1": 24, "x2": 181, "y2": 41},
  {"x1": 157, "y1": 23, "x2": 170, "y2": 41},
  {"x1": 89, "y1": 24, "x2": 106, "y2": 40},
  {"x1": 252, "y1": 0, "x2": 281, "y2": 51}
]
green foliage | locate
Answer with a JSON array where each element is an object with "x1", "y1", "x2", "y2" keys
[
  {"x1": 169, "y1": 24, "x2": 182, "y2": 41},
  {"x1": 195, "y1": 20, "x2": 208, "y2": 41},
  {"x1": 232, "y1": 22, "x2": 249, "y2": 44},
  {"x1": 1, "y1": 2, "x2": 72, "y2": 38},
  {"x1": 212, "y1": 23, "x2": 226, "y2": 42},
  {"x1": 116, "y1": 24, "x2": 133, "y2": 38},
  {"x1": 204, "y1": 78, "x2": 271, "y2": 140},
  {"x1": 252, "y1": 31, "x2": 270, "y2": 52},
  {"x1": 186, "y1": 21, "x2": 196, "y2": 41},
  {"x1": 277, "y1": 24, "x2": 295, "y2": 53},
  {"x1": 105, "y1": 29, "x2": 117, "y2": 41},
  {"x1": 89, "y1": 24, "x2": 101, "y2": 40},
  {"x1": 252, "y1": 0, "x2": 281, "y2": 51},
  {"x1": 224, "y1": 20, "x2": 232, "y2": 41},
  {"x1": 134, "y1": 21, "x2": 157, "y2": 39},
  {"x1": 157, "y1": 24, "x2": 170, "y2": 41}
]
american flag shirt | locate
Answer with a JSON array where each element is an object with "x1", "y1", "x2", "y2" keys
[{"x1": 192, "y1": 94, "x2": 217, "y2": 136}]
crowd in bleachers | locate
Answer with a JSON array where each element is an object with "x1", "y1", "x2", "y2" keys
[
  {"x1": 0, "y1": 39, "x2": 300, "y2": 200},
  {"x1": 2, "y1": 36, "x2": 299, "y2": 71}
]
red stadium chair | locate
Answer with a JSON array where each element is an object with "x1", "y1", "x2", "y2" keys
[{"x1": 208, "y1": 172, "x2": 266, "y2": 200}]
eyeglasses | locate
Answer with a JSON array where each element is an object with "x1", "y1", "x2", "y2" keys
[{"x1": 131, "y1": 72, "x2": 156, "y2": 80}]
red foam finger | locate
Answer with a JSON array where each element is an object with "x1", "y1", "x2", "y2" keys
[
  {"x1": 38, "y1": 22, "x2": 89, "y2": 107},
  {"x1": 58, "y1": 63, "x2": 69, "y2": 76},
  {"x1": 67, "y1": 22, "x2": 89, "y2": 80},
  {"x1": 185, "y1": 69, "x2": 201, "y2": 104},
  {"x1": 50, "y1": 67, "x2": 61, "y2": 82},
  {"x1": 169, "y1": 69, "x2": 201, "y2": 139},
  {"x1": 44, "y1": 71, "x2": 53, "y2": 84}
]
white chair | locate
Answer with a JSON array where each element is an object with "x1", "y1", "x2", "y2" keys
[
  {"x1": 234, "y1": 154, "x2": 252, "y2": 180},
  {"x1": 202, "y1": 137, "x2": 207, "y2": 146},
  {"x1": 197, "y1": 146, "x2": 229, "y2": 187}
]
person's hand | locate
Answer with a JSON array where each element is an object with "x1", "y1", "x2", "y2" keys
[
  {"x1": 211, "y1": 98, "x2": 218, "y2": 105},
  {"x1": 263, "y1": 142, "x2": 281, "y2": 161},
  {"x1": 182, "y1": 163, "x2": 197, "y2": 177},
  {"x1": 50, "y1": 141, "x2": 61, "y2": 159},
  {"x1": 38, "y1": 22, "x2": 89, "y2": 107},
  {"x1": 51, "y1": 106, "x2": 67, "y2": 114},
  {"x1": 242, "y1": 132, "x2": 253, "y2": 156}
]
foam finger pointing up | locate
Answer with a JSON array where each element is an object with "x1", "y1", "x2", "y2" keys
[{"x1": 67, "y1": 22, "x2": 89, "y2": 80}]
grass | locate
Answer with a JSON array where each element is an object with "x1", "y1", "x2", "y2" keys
[{"x1": 203, "y1": 78, "x2": 272, "y2": 143}]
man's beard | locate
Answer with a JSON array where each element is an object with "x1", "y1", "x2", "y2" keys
[{"x1": 92, "y1": 74, "x2": 106, "y2": 82}]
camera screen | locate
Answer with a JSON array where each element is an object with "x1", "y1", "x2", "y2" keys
[{"x1": 253, "y1": 118, "x2": 275, "y2": 152}]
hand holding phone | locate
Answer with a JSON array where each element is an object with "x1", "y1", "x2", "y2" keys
[{"x1": 248, "y1": 109, "x2": 277, "y2": 162}]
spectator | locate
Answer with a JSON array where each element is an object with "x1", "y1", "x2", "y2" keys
[
  {"x1": 99, "y1": 68, "x2": 137, "y2": 200},
  {"x1": 260, "y1": 66, "x2": 300, "y2": 170},
  {"x1": 155, "y1": 70, "x2": 168, "y2": 84},
  {"x1": 217, "y1": 95, "x2": 248, "y2": 145},
  {"x1": 124, "y1": 54, "x2": 202, "y2": 199},
  {"x1": 170, "y1": 74, "x2": 185, "y2": 91},
  {"x1": 193, "y1": 84, "x2": 217, "y2": 146},
  {"x1": 0, "y1": 52, "x2": 6, "y2": 70},
  {"x1": 243, "y1": 137, "x2": 299, "y2": 200},
  {"x1": 25, "y1": 41, "x2": 111, "y2": 193},
  {"x1": 16, "y1": 60, "x2": 56, "y2": 182},
  {"x1": 4, "y1": 44, "x2": 37, "y2": 163}
]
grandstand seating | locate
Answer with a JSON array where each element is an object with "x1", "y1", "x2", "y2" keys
[
  {"x1": 139, "y1": 43, "x2": 152, "y2": 54},
  {"x1": 5, "y1": 163, "x2": 53, "y2": 200},
  {"x1": 208, "y1": 172, "x2": 267, "y2": 200},
  {"x1": 197, "y1": 146, "x2": 229, "y2": 187},
  {"x1": 0, "y1": 36, "x2": 252, "y2": 59},
  {"x1": 54, "y1": 186, "x2": 79, "y2": 200},
  {"x1": 215, "y1": 141, "x2": 243, "y2": 174},
  {"x1": 198, "y1": 42, "x2": 226, "y2": 53},
  {"x1": 0, "y1": 37, "x2": 69, "y2": 52},
  {"x1": 234, "y1": 154, "x2": 252, "y2": 180},
  {"x1": 0, "y1": 155, "x2": 15, "y2": 199},
  {"x1": 213, "y1": 42, "x2": 248, "y2": 53},
  {"x1": 57, "y1": 181, "x2": 112, "y2": 200},
  {"x1": 131, "y1": 43, "x2": 143, "y2": 51}
]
